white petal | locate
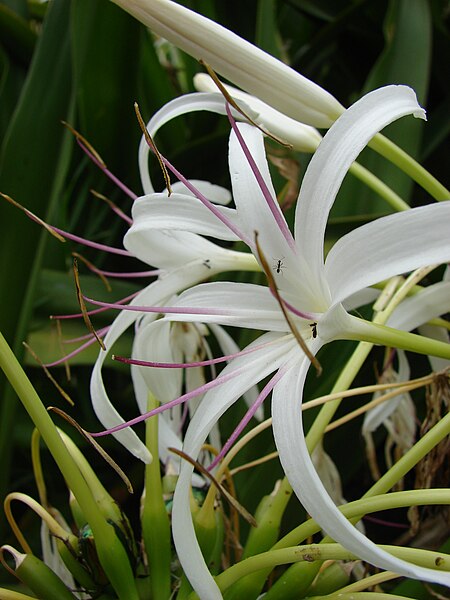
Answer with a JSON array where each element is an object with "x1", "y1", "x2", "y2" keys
[
  {"x1": 114, "y1": 0, "x2": 343, "y2": 128},
  {"x1": 90, "y1": 262, "x2": 216, "y2": 462},
  {"x1": 327, "y1": 204, "x2": 450, "y2": 306},
  {"x1": 295, "y1": 85, "x2": 426, "y2": 288},
  {"x1": 124, "y1": 228, "x2": 230, "y2": 270},
  {"x1": 194, "y1": 73, "x2": 322, "y2": 153},
  {"x1": 272, "y1": 357, "x2": 450, "y2": 588},
  {"x1": 127, "y1": 193, "x2": 240, "y2": 242},
  {"x1": 132, "y1": 318, "x2": 183, "y2": 402},
  {"x1": 229, "y1": 124, "x2": 311, "y2": 302},
  {"x1": 342, "y1": 287, "x2": 379, "y2": 312},
  {"x1": 172, "y1": 333, "x2": 297, "y2": 599},
  {"x1": 139, "y1": 92, "x2": 249, "y2": 193},
  {"x1": 229, "y1": 124, "x2": 291, "y2": 251},
  {"x1": 388, "y1": 280, "x2": 450, "y2": 332},
  {"x1": 170, "y1": 179, "x2": 231, "y2": 205},
  {"x1": 170, "y1": 282, "x2": 287, "y2": 331},
  {"x1": 209, "y1": 323, "x2": 262, "y2": 420}
]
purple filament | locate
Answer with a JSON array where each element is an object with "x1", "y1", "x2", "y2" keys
[
  {"x1": 225, "y1": 103, "x2": 296, "y2": 253},
  {"x1": 90, "y1": 365, "x2": 245, "y2": 437}
]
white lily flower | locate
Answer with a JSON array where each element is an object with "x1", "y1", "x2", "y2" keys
[
  {"x1": 111, "y1": 0, "x2": 344, "y2": 127},
  {"x1": 123, "y1": 85, "x2": 450, "y2": 597},
  {"x1": 90, "y1": 101, "x2": 258, "y2": 464}
]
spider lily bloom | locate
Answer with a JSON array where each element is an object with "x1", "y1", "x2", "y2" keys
[
  {"x1": 122, "y1": 85, "x2": 450, "y2": 597},
  {"x1": 110, "y1": 0, "x2": 344, "y2": 128},
  {"x1": 90, "y1": 104, "x2": 258, "y2": 464}
]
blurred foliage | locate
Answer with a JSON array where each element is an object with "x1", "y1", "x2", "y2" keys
[{"x1": 0, "y1": 0, "x2": 448, "y2": 595}]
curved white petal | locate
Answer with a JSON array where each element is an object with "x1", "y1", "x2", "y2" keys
[
  {"x1": 172, "y1": 333, "x2": 297, "y2": 599},
  {"x1": 229, "y1": 124, "x2": 292, "y2": 254},
  {"x1": 127, "y1": 193, "x2": 240, "y2": 242},
  {"x1": 229, "y1": 124, "x2": 316, "y2": 304},
  {"x1": 388, "y1": 281, "x2": 450, "y2": 332},
  {"x1": 272, "y1": 355, "x2": 450, "y2": 588},
  {"x1": 90, "y1": 262, "x2": 216, "y2": 462},
  {"x1": 170, "y1": 179, "x2": 231, "y2": 205},
  {"x1": 139, "y1": 92, "x2": 249, "y2": 193},
  {"x1": 132, "y1": 318, "x2": 183, "y2": 403},
  {"x1": 194, "y1": 73, "x2": 322, "y2": 153},
  {"x1": 342, "y1": 287, "x2": 379, "y2": 312},
  {"x1": 169, "y1": 282, "x2": 288, "y2": 331},
  {"x1": 326, "y1": 203, "x2": 450, "y2": 306},
  {"x1": 131, "y1": 365, "x2": 205, "y2": 487},
  {"x1": 295, "y1": 85, "x2": 425, "y2": 289},
  {"x1": 124, "y1": 227, "x2": 231, "y2": 270},
  {"x1": 114, "y1": 0, "x2": 343, "y2": 128},
  {"x1": 208, "y1": 323, "x2": 262, "y2": 420}
]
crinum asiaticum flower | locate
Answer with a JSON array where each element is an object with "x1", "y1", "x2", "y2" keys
[
  {"x1": 89, "y1": 103, "x2": 259, "y2": 464},
  {"x1": 110, "y1": 0, "x2": 344, "y2": 128},
  {"x1": 121, "y1": 85, "x2": 450, "y2": 597}
]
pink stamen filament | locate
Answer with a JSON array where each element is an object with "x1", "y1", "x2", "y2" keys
[
  {"x1": 83, "y1": 295, "x2": 244, "y2": 318},
  {"x1": 63, "y1": 327, "x2": 111, "y2": 344},
  {"x1": 90, "y1": 365, "x2": 245, "y2": 437},
  {"x1": 225, "y1": 103, "x2": 296, "y2": 253},
  {"x1": 51, "y1": 291, "x2": 140, "y2": 320},
  {"x1": 276, "y1": 293, "x2": 317, "y2": 321},
  {"x1": 208, "y1": 368, "x2": 284, "y2": 470},
  {"x1": 97, "y1": 199, "x2": 133, "y2": 226},
  {"x1": 77, "y1": 139, "x2": 137, "y2": 201},
  {"x1": 141, "y1": 135, "x2": 251, "y2": 247},
  {"x1": 44, "y1": 326, "x2": 110, "y2": 367},
  {"x1": 113, "y1": 337, "x2": 281, "y2": 369},
  {"x1": 90, "y1": 268, "x2": 161, "y2": 279},
  {"x1": 50, "y1": 225, "x2": 131, "y2": 256},
  {"x1": 363, "y1": 515, "x2": 409, "y2": 530}
]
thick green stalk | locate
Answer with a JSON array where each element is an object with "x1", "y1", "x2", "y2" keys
[
  {"x1": 369, "y1": 133, "x2": 450, "y2": 200},
  {"x1": 213, "y1": 543, "x2": 449, "y2": 594},
  {"x1": 0, "y1": 332, "x2": 139, "y2": 600},
  {"x1": 141, "y1": 393, "x2": 172, "y2": 600},
  {"x1": 348, "y1": 161, "x2": 409, "y2": 211}
]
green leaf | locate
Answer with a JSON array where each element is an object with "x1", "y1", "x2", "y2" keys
[
  {"x1": 0, "y1": 0, "x2": 73, "y2": 510},
  {"x1": 335, "y1": 0, "x2": 432, "y2": 217}
]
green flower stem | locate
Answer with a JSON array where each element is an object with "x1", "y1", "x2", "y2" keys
[
  {"x1": 56, "y1": 430, "x2": 125, "y2": 524},
  {"x1": 365, "y1": 410, "x2": 450, "y2": 499},
  {"x1": 348, "y1": 162, "x2": 409, "y2": 211},
  {"x1": 225, "y1": 478, "x2": 293, "y2": 599},
  {"x1": 211, "y1": 543, "x2": 449, "y2": 595},
  {"x1": 141, "y1": 393, "x2": 171, "y2": 600},
  {"x1": 336, "y1": 571, "x2": 402, "y2": 595},
  {"x1": 306, "y1": 339, "x2": 373, "y2": 452},
  {"x1": 347, "y1": 316, "x2": 450, "y2": 361},
  {"x1": 262, "y1": 487, "x2": 450, "y2": 599},
  {"x1": 369, "y1": 133, "x2": 450, "y2": 200},
  {"x1": 277, "y1": 488, "x2": 450, "y2": 549},
  {"x1": 308, "y1": 264, "x2": 439, "y2": 451},
  {"x1": 0, "y1": 332, "x2": 139, "y2": 600}
]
